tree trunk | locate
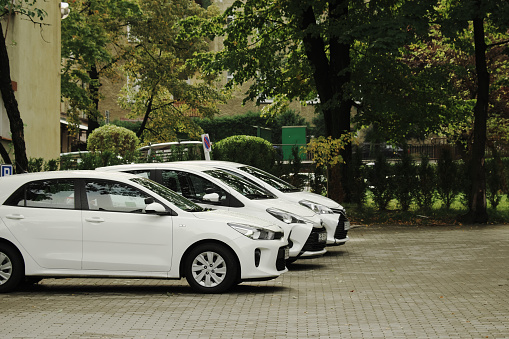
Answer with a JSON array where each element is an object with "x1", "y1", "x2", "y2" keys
[
  {"x1": 0, "y1": 21, "x2": 29, "y2": 173},
  {"x1": 460, "y1": 16, "x2": 489, "y2": 224},
  {"x1": 298, "y1": 0, "x2": 352, "y2": 203}
]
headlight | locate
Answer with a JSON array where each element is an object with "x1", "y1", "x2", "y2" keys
[
  {"x1": 228, "y1": 223, "x2": 282, "y2": 240},
  {"x1": 266, "y1": 208, "x2": 309, "y2": 224},
  {"x1": 299, "y1": 200, "x2": 334, "y2": 214}
]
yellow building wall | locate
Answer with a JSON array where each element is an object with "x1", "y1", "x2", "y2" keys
[{"x1": 0, "y1": 0, "x2": 61, "y2": 164}]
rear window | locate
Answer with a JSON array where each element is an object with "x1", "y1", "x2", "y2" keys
[{"x1": 4, "y1": 179, "x2": 76, "y2": 210}]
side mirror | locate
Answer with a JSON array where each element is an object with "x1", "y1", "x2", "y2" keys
[
  {"x1": 145, "y1": 202, "x2": 167, "y2": 215},
  {"x1": 202, "y1": 192, "x2": 220, "y2": 202}
]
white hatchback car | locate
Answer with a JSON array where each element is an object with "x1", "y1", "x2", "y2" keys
[
  {"x1": 97, "y1": 164, "x2": 328, "y2": 261},
  {"x1": 0, "y1": 171, "x2": 288, "y2": 293},
  {"x1": 171, "y1": 161, "x2": 350, "y2": 246}
]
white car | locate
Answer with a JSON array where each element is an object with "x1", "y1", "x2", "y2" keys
[
  {"x1": 97, "y1": 164, "x2": 328, "y2": 261},
  {"x1": 0, "y1": 171, "x2": 288, "y2": 294},
  {"x1": 170, "y1": 161, "x2": 350, "y2": 246}
]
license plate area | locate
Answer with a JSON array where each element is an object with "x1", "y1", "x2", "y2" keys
[{"x1": 318, "y1": 232, "x2": 327, "y2": 242}]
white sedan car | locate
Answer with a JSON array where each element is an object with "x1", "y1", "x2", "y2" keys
[
  {"x1": 97, "y1": 164, "x2": 328, "y2": 261},
  {"x1": 0, "y1": 171, "x2": 288, "y2": 293},
  {"x1": 171, "y1": 161, "x2": 350, "y2": 246}
]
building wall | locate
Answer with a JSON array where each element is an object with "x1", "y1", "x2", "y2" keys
[{"x1": 0, "y1": 0, "x2": 61, "y2": 163}]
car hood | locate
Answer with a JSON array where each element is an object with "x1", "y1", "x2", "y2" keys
[
  {"x1": 286, "y1": 191, "x2": 344, "y2": 210},
  {"x1": 191, "y1": 209, "x2": 283, "y2": 233}
]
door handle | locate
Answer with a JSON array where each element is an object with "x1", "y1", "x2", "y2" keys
[
  {"x1": 85, "y1": 217, "x2": 105, "y2": 223},
  {"x1": 5, "y1": 214, "x2": 24, "y2": 220}
]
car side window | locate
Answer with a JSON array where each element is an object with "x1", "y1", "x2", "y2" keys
[
  {"x1": 85, "y1": 180, "x2": 152, "y2": 213},
  {"x1": 161, "y1": 170, "x2": 183, "y2": 194},
  {"x1": 160, "y1": 170, "x2": 227, "y2": 205},
  {"x1": 4, "y1": 179, "x2": 75, "y2": 209},
  {"x1": 186, "y1": 173, "x2": 228, "y2": 205}
]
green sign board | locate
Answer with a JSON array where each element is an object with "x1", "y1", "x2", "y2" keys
[{"x1": 281, "y1": 126, "x2": 306, "y2": 161}]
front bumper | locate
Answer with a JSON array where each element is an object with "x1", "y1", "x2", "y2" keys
[{"x1": 322, "y1": 210, "x2": 350, "y2": 246}]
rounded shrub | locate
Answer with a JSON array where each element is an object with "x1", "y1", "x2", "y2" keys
[
  {"x1": 212, "y1": 135, "x2": 276, "y2": 172},
  {"x1": 87, "y1": 125, "x2": 140, "y2": 166}
]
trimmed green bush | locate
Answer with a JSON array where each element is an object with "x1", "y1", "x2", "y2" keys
[
  {"x1": 414, "y1": 155, "x2": 437, "y2": 210},
  {"x1": 393, "y1": 147, "x2": 416, "y2": 211},
  {"x1": 87, "y1": 125, "x2": 140, "y2": 166},
  {"x1": 367, "y1": 152, "x2": 394, "y2": 210},
  {"x1": 212, "y1": 135, "x2": 277, "y2": 173},
  {"x1": 437, "y1": 147, "x2": 460, "y2": 209},
  {"x1": 349, "y1": 146, "x2": 368, "y2": 207},
  {"x1": 486, "y1": 154, "x2": 504, "y2": 209},
  {"x1": 27, "y1": 158, "x2": 60, "y2": 172}
]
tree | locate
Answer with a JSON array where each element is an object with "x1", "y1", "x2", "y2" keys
[
  {"x1": 439, "y1": 0, "x2": 509, "y2": 223},
  {"x1": 61, "y1": 0, "x2": 141, "y2": 137},
  {"x1": 194, "y1": 0, "x2": 438, "y2": 203},
  {"x1": 0, "y1": 0, "x2": 46, "y2": 173},
  {"x1": 118, "y1": 0, "x2": 225, "y2": 144}
]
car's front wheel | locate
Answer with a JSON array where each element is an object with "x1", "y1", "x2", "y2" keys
[
  {"x1": 184, "y1": 243, "x2": 239, "y2": 294},
  {"x1": 0, "y1": 244, "x2": 24, "y2": 293}
]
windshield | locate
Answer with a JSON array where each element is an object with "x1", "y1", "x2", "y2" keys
[
  {"x1": 239, "y1": 166, "x2": 300, "y2": 193},
  {"x1": 204, "y1": 169, "x2": 277, "y2": 200},
  {"x1": 131, "y1": 177, "x2": 204, "y2": 212}
]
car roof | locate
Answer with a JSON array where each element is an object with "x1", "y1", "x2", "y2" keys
[
  {"x1": 172, "y1": 160, "x2": 245, "y2": 168},
  {"x1": 97, "y1": 163, "x2": 223, "y2": 174}
]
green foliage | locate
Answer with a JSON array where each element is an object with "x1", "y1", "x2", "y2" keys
[
  {"x1": 486, "y1": 155, "x2": 505, "y2": 210},
  {"x1": 0, "y1": 0, "x2": 46, "y2": 20},
  {"x1": 414, "y1": 155, "x2": 437, "y2": 211},
  {"x1": 437, "y1": 147, "x2": 460, "y2": 209},
  {"x1": 27, "y1": 158, "x2": 44, "y2": 173},
  {"x1": 60, "y1": 151, "x2": 134, "y2": 170},
  {"x1": 348, "y1": 146, "x2": 368, "y2": 207},
  {"x1": 212, "y1": 135, "x2": 276, "y2": 173},
  {"x1": 308, "y1": 166, "x2": 327, "y2": 196},
  {"x1": 110, "y1": 120, "x2": 142, "y2": 133},
  {"x1": 280, "y1": 146, "x2": 305, "y2": 189},
  {"x1": 87, "y1": 125, "x2": 140, "y2": 164},
  {"x1": 26, "y1": 158, "x2": 60, "y2": 172},
  {"x1": 194, "y1": 110, "x2": 309, "y2": 144},
  {"x1": 393, "y1": 147, "x2": 417, "y2": 211},
  {"x1": 367, "y1": 153, "x2": 394, "y2": 211},
  {"x1": 118, "y1": 0, "x2": 224, "y2": 143},
  {"x1": 61, "y1": 0, "x2": 142, "y2": 135},
  {"x1": 306, "y1": 136, "x2": 347, "y2": 170}
]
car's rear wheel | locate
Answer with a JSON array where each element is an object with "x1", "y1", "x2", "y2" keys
[
  {"x1": 0, "y1": 244, "x2": 24, "y2": 293},
  {"x1": 185, "y1": 243, "x2": 238, "y2": 294}
]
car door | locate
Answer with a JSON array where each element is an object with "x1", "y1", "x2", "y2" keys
[
  {"x1": 1, "y1": 179, "x2": 82, "y2": 269},
  {"x1": 81, "y1": 179, "x2": 173, "y2": 272}
]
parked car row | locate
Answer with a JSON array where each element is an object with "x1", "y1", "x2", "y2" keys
[{"x1": 0, "y1": 161, "x2": 350, "y2": 293}]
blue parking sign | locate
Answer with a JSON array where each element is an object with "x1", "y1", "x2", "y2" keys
[{"x1": 1, "y1": 164, "x2": 13, "y2": 176}]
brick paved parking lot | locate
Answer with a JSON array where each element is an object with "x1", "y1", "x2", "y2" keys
[{"x1": 1, "y1": 224, "x2": 508, "y2": 339}]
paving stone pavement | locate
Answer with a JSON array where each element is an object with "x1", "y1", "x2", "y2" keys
[{"x1": 1, "y1": 223, "x2": 508, "y2": 339}]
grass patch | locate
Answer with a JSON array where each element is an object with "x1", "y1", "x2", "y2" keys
[{"x1": 345, "y1": 194, "x2": 509, "y2": 226}]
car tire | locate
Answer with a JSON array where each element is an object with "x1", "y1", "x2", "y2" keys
[
  {"x1": 184, "y1": 243, "x2": 239, "y2": 294},
  {"x1": 0, "y1": 244, "x2": 24, "y2": 293}
]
